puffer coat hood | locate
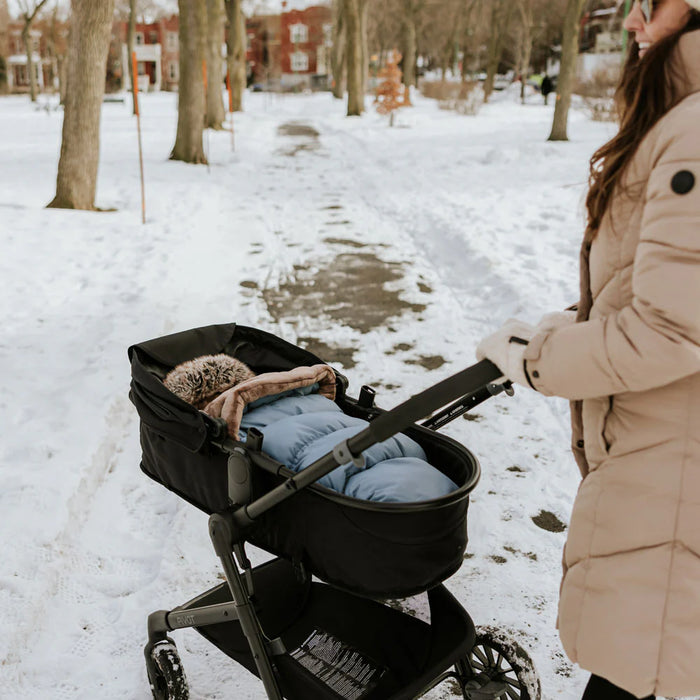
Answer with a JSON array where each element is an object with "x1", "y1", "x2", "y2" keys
[{"x1": 522, "y1": 30, "x2": 700, "y2": 699}]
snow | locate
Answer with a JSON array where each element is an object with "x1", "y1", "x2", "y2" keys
[{"x1": 0, "y1": 87, "x2": 679, "y2": 699}]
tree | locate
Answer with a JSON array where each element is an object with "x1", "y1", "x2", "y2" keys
[
  {"x1": 330, "y1": 0, "x2": 346, "y2": 99},
  {"x1": 483, "y1": 0, "x2": 514, "y2": 101},
  {"x1": 400, "y1": 0, "x2": 420, "y2": 90},
  {"x1": 514, "y1": 0, "x2": 546, "y2": 104},
  {"x1": 18, "y1": 0, "x2": 50, "y2": 102},
  {"x1": 48, "y1": 0, "x2": 116, "y2": 210},
  {"x1": 127, "y1": 0, "x2": 137, "y2": 113},
  {"x1": 205, "y1": 0, "x2": 225, "y2": 128},
  {"x1": 375, "y1": 48, "x2": 404, "y2": 125},
  {"x1": 171, "y1": 0, "x2": 207, "y2": 163},
  {"x1": 225, "y1": 0, "x2": 246, "y2": 112},
  {"x1": 344, "y1": 0, "x2": 365, "y2": 115},
  {"x1": 548, "y1": 0, "x2": 587, "y2": 140}
]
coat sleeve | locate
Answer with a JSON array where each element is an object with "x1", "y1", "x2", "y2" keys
[{"x1": 523, "y1": 110, "x2": 700, "y2": 400}]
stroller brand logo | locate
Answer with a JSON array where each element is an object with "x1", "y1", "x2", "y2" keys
[{"x1": 175, "y1": 614, "x2": 196, "y2": 626}]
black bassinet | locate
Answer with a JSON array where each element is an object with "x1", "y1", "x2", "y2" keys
[{"x1": 128, "y1": 323, "x2": 485, "y2": 599}]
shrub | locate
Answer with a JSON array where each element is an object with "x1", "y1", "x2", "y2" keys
[
  {"x1": 422, "y1": 80, "x2": 483, "y2": 116},
  {"x1": 576, "y1": 65, "x2": 621, "y2": 122}
]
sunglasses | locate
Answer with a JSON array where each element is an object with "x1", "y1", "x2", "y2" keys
[{"x1": 639, "y1": 0, "x2": 654, "y2": 23}]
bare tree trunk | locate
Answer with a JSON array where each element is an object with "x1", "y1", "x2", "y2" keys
[
  {"x1": 345, "y1": 0, "x2": 363, "y2": 115},
  {"x1": 127, "y1": 0, "x2": 136, "y2": 113},
  {"x1": 58, "y1": 56, "x2": 67, "y2": 103},
  {"x1": 47, "y1": 0, "x2": 114, "y2": 210},
  {"x1": 206, "y1": 0, "x2": 225, "y2": 128},
  {"x1": 483, "y1": 0, "x2": 514, "y2": 101},
  {"x1": 401, "y1": 3, "x2": 416, "y2": 89},
  {"x1": 548, "y1": 0, "x2": 586, "y2": 140},
  {"x1": 22, "y1": 24, "x2": 38, "y2": 101},
  {"x1": 516, "y1": 0, "x2": 534, "y2": 105},
  {"x1": 21, "y1": 0, "x2": 49, "y2": 102},
  {"x1": 331, "y1": 0, "x2": 345, "y2": 99},
  {"x1": 225, "y1": 0, "x2": 246, "y2": 112},
  {"x1": 171, "y1": 0, "x2": 207, "y2": 163},
  {"x1": 360, "y1": 0, "x2": 369, "y2": 96}
]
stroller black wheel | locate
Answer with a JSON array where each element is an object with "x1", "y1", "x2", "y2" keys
[
  {"x1": 461, "y1": 625, "x2": 541, "y2": 700},
  {"x1": 145, "y1": 638, "x2": 190, "y2": 700}
]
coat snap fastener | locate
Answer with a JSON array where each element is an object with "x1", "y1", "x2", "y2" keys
[
  {"x1": 576, "y1": 439, "x2": 584, "y2": 448},
  {"x1": 671, "y1": 170, "x2": 695, "y2": 195},
  {"x1": 532, "y1": 370, "x2": 540, "y2": 378}
]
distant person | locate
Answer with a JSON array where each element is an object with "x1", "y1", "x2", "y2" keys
[
  {"x1": 540, "y1": 73, "x2": 554, "y2": 105},
  {"x1": 476, "y1": 1, "x2": 700, "y2": 699}
]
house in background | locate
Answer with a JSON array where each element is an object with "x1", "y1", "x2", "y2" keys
[
  {"x1": 111, "y1": 16, "x2": 182, "y2": 92},
  {"x1": 3, "y1": 18, "x2": 64, "y2": 93},
  {"x1": 278, "y1": 4, "x2": 332, "y2": 90},
  {"x1": 0, "y1": 2, "x2": 332, "y2": 97}
]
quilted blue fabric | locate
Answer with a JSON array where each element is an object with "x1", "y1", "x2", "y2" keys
[{"x1": 240, "y1": 391, "x2": 457, "y2": 503}]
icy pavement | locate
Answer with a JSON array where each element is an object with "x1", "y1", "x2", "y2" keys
[{"x1": 0, "y1": 88, "x2": 673, "y2": 700}]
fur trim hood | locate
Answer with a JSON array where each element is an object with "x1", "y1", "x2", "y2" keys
[{"x1": 163, "y1": 354, "x2": 256, "y2": 409}]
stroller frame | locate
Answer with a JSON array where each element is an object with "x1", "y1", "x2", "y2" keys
[{"x1": 139, "y1": 351, "x2": 537, "y2": 700}]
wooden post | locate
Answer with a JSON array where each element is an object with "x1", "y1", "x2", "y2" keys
[{"x1": 132, "y1": 51, "x2": 146, "y2": 224}]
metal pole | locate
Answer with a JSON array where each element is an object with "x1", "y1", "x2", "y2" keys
[{"x1": 132, "y1": 51, "x2": 146, "y2": 224}]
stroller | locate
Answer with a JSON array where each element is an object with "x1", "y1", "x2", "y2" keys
[{"x1": 129, "y1": 323, "x2": 542, "y2": 700}]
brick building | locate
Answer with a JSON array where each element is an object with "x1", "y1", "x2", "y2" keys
[
  {"x1": 3, "y1": 16, "x2": 66, "y2": 93},
  {"x1": 278, "y1": 4, "x2": 332, "y2": 89},
  {"x1": 0, "y1": 3, "x2": 332, "y2": 96},
  {"x1": 111, "y1": 15, "x2": 183, "y2": 92}
]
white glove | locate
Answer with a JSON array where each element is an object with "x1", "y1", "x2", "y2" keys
[
  {"x1": 536, "y1": 310, "x2": 577, "y2": 333},
  {"x1": 475, "y1": 319, "x2": 536, "y2": 387}
]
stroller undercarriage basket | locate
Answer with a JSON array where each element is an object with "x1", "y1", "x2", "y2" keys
[{"x1": 129, "y1": 323, "x2": 541, "y2": 700}]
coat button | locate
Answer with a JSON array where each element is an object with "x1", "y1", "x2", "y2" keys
[
  {"x1": 576, "y1": 440, "x2": 584, "y2": 448},
  {"x1": 532, "y1": 370, "x2": 540, "y2": 378},
  {"x1": 671, "y1": 170, "x2": 695, "y2": 195}
]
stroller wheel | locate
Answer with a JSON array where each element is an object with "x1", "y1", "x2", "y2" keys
[
  {"x1": 461, "y1": 625, "x2": 541, "y2": 700},
  {"x1": 145, "y1": 638, "x2": 190, "y2": 700}
]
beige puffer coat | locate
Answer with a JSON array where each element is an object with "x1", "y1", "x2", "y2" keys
[{"x1": 522, "y1": 30, "x2": 700, "y2": 699}]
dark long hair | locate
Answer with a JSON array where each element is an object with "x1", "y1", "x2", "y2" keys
[{"x1": 585, "y1": 11, "x2": 700, "y2": 235}]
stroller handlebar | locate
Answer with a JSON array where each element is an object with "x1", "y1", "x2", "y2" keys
[{"x1": 345, "y1": 359, "x2": 504, "y2": 452}]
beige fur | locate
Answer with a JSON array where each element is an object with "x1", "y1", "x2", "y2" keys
[{"x1": 163, "y1": 354, "x2": 256, "y2": 409}]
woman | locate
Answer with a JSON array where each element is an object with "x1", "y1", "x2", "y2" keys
[{"x1": 476, "y1": 2, "x2": 700, "y2": 699}]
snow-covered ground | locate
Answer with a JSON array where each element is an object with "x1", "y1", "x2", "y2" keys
[{"x1": 0, "y1": 87, "x2": 654, "y2": 700}]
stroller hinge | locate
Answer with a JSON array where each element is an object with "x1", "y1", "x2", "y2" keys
[
  {"x1": 146, "y1": 610, "x2": 171, "y2": 642},
  {"x1": 228, "y1": 447, "x2": 253, "y2": 507},
  {"x1": 333, "y1": 439, "x2": 365, "y2": 469}
]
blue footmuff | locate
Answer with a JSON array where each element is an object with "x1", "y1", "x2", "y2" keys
[{"x1": 241, "y1": 391, "x2": 458, "y2": 503}]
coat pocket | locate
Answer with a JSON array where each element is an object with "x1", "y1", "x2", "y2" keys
[{"x1": 581, "y1": 397, "x2": 613, "y2": 469}]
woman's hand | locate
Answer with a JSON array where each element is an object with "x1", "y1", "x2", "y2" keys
[{"x1": 476, "y1": 319, "x2": 536, "y2": 387}]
